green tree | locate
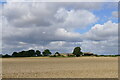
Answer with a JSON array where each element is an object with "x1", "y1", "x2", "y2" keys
[
  {"x1": 55, "y1": 52, "x2": 61, "y2": 56},
  {"x1": 73, "y1": 47, "x2": 83, "y2": 57},
  {"x1": 42, "y1": 49, "x2": 52, "y2": 56},
  {"x1": 12, "y1": 52, "x2": 18, "y2": 57},
  {"x1": 36, "y1": 50, "x2": 42, "y2": 56},
  {"x1": 28, "y1": 50, "x2": 36, "y2": 57},
  {"x1": 20, "y1": 51, "x2": 26, "y2": 57},
  {"x1": 16, "y1": 50, "x2": 36, "y2": 57},
  {"x1": 2, "y1": 54, "x2": 11, "y2": 57}
]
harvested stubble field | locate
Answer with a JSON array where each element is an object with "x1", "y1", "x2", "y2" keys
[{"x1": 2, "y1": 57, "x2": 118, "y2": 78}]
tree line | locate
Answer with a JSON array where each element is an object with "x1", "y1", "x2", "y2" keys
[
  {"x1": 12, "y1": 49, "x2": 52, "y2": 57},
  {"x1": 2, "y1": 47, "x2": 83, "y2": 57}
]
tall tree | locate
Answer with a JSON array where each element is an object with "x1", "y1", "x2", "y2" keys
[
  {"x1": 36, "y1": 50, "x2": 42, "y2": 56},
  {"x1": 73, "y1": 47, "x2": 83, "y2": 57},
  {"x1": 12, "y1": 52, "x2": 18, "y2": 57},
  {"x1": 42, "y1": 49, "x2": 52, "y2": 56},
  {"x1": 28, "y1": 50, "x2": 36, "y2": 57},
  {"x1": 3, "y1": 54, "x2": 11, "y2": 57},
  {"x1": 55, "y1": 52, "x2": 61, "y2": 56}
]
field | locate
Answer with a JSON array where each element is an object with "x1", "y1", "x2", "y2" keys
[{"x1": 2, "y1": 57, "x2": 118, "y2": 78}]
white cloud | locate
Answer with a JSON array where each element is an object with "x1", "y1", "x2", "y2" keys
[
  {"x1": 49, "y1": 41, "x2": 66, "y2": 47},
  {"x1": 81, "y1": 21, "x2": 118, "y2": 55},
  {"x1": 54, "y1": 8, "x2": 98, "y2": 29},
  {"x1": 55, "y1": 28, "x2": 81, "y2": 39},
  {"x1": 83, "y1": 21, "x2": 118, "y2": 41},
  {"x1": 4, "y1": 2, "x2": 55, "y2": 27},
  {"x1": 81, "y1": 38, "x2": 118, "y2": 55},
  {"x1": 3, "y1": 2, "x2": 98, "y2": 28},
  {"x1": 19, "y1": 42, "x2": 27, "y2": 45}
]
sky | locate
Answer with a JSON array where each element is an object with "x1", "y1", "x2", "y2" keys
[{"x1": 0, "y1": 1, "x2": 118, "y2": 55}]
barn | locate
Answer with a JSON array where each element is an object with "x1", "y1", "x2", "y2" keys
[{"x1": 83, "y1": 52, "x2": 97, "y2": 56}]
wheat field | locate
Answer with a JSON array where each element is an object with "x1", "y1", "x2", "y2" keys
[{"x1": 2, "y1": 57, "x2": 118, "y2": 78}]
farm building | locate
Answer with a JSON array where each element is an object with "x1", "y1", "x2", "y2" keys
[{"x1": 83, "y1": 52, "x2": 97, "y2": 56}]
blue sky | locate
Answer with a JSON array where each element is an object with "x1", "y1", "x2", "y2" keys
[
  {"x1": 1, "y1": 2, "x2": 118, "y2": 55},
  {"x1": 75, "y1": 2, "x2": 118, "y2": 34},
  {"x1": 0, "y1": 0, "x2": 6, "y2": 4}
]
